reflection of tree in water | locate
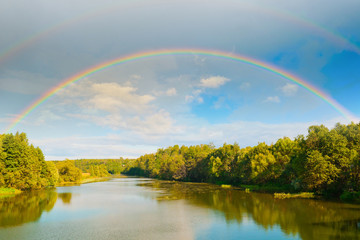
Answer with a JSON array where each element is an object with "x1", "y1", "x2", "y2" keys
[
  {"x1": 58, "y1": 193, "x2": 72, "y2": 204},
  {"x1": 140, "y1": 181, "x2": 360, "y2": 240},
  {"x1": 0, "y1": 190, "x2": 57, "y2": 227}
]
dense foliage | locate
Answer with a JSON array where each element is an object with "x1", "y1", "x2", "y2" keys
[
  {"x1": 125, "y1": 123, "x2": 360, "y2": 197},
  {"x1": 55, "y1": 160, "x2": 82, "y2": 183},
  {"x1": 0, "y1": 133, "x2": 58, "y2": 190},
  {"x1": 74, "y1": 159, "x2": 127, "y2": 176},
  {"x1": 3, "y1": 122, "x2": 360, "y2": 199},
  {"x1": 0, "y1": 133, "x2": 84, "y2": 190}
]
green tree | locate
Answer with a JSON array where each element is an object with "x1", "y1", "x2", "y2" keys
[
  {"x1": 302, "y1": 150, "x2": 339, "y2": 192},
  {"x1": 45, "y1": 161, "x2": 59, "y2": 186},
  {"x1": 0, "y1": 133, "x2": 55, "y2": 190},
  {"x1": 56, "y1": 160, "x2": 82, "y2": 183}
]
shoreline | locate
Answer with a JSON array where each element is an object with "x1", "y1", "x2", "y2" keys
[{"x1": 0, "y1": 188, "x2": 22, "y2": 197}]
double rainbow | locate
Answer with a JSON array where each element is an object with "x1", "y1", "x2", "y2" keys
[
  {"x1": 1, "y1": 1, "x2": 359, "y2": 65},
  {"x1": 4, "y1": 48, "x2": 357, "y2": 133}
]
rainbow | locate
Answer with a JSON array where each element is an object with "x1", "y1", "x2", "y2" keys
[
  {"x1": 4, "y1": 48, "x2": 357, "y2": 133},
  {"x1": 1, "y1": 1, "x2": 359, "y2": 64}
]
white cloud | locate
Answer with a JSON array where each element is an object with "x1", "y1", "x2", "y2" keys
[
  {"x1": 32, "y1": 116, "x2": 349, "y2": 160},
  {"x1": 57, "y1": 81, "x2": 155, "y2": 114},
  {"x1": 126, "y1": 110, "x2": 175, "y2": 135},
  {"x1": 32, "y1": 135, "x2": 159, "y2": 160},
  {"x1": 35, "y1": 110, "x2": 64, "y2": 125},
  {"x1": 185, "y1": 89, "x2": 203, "y2": 103},
  {"x1": 90, "y1": 83, "x2": 155, "y2": 114},
  {"x1": 185, "y1": 95, "x2": 194, "y2": 103},
  {"x1": 281, "y1": 83, "x2": 298, "y2": 96},
  {"x1": 165, "y1": 87, "x2": 177, "y2": 96},
  {"x1": 199, "y1": 76, "x2": 230, "y2": 88},
  {"x1": 57, "y1": 80, "x2": 180, "y2": 136},
  {"x1": 155, "y1": 87, "x2": 177, "y2": 97},
  {"x1": 171, "y1": 116, "x2": 349, "y2": 148},
  {"x1": 69, "y1": 109, "x2": 178, "y2": 137},
  {"x1": 264, "y1": 96, "x2": 280, "y2": 103}
]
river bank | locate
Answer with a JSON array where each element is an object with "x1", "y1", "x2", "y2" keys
[{"x1": 0, "y1": 187, "x2": 21, "y2": 197}]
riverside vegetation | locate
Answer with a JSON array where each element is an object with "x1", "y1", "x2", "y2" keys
[
  {"x1": 0, "y1": 132, "x2": 118, "y2": 193},
  {"x1": 124, "y1": 122, "x2": 360, "y2": 202},
  {"x1": 1, "y1": 122, "x2": 360, "y2": 202}
]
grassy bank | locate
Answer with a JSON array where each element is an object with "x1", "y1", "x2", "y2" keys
[
  {"x1": 274, "y1": 192, "x2": 315, "y2": 199},
  {"x1": 219, "y1": 183, "x2": 317, "y2": 199},
  {"x1": 0, "y1": 188, "x2": 21, "y2": 196},
  {"x1": 81, "y1": 176, "x2": 112, "y2": 184}
]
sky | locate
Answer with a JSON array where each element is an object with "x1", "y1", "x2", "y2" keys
[{"x1": 0, "y1": 0, "x2": 359, "y2": 160}]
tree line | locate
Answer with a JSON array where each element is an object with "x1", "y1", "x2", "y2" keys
[
  {"x1": 0, "y1": 133, "x2": 84, "y2": 190},
  {"x1": 74, "y1": 158, "x2": 128, "y2": 176},
  {"x1": 124, "y1": 122, "x2": 360, "y2": 198},
  {"x1": 0, "y1": 132, "x2": 58, "y2": 190},
  {"x1": 2, "y1": 122, "x2": 360, "y2": 199},
  {"x1": 0, "y1": 132, "x2": 129, "y2": 190}
]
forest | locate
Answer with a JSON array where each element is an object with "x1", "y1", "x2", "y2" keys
[
  {"x1": 0, "y1": 133, "x2": 83, "y2": 190},
  {"x1": 124, "y1": 122, "x2": 360, "y2": 199},
  {"x1": 0, "y1": 132, "x2": 58, "y2": 190},
  {"x1": 0, "y1": 132, "x2": 126, "y2": 191},
  {"x1": 1, "y1": 122, "x2": 360, "y2": 201}
]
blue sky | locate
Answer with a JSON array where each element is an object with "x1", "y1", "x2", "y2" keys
[{"x1": 0, "y1": 0, "x2": 359, "y2": 159}]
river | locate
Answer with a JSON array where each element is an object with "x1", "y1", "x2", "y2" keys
[{"x1": 0, "y1": 177, "x2": 359, "y2": 239}]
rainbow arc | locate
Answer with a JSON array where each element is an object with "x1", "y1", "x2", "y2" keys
[{"x1": 4, "y1": 48, "x2": 357, "y2": 133}]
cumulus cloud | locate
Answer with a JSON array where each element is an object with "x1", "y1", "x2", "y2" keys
[
  {"x1": 264, "y1": 96, "x2": 280, "y2": 103},
  {"x1": 57, "y1": 81, "x2": 155, "y2": 114},
  {"x1": 70, "y1": 109, "x2": 178, "y2": 137},
  {"x1": 155, "y1": 87, "x2": 177, "y2": 96},
  {"x1": 281, "y1": 83, "x2": 298, "y2": 96},
  {"x1": 185, "y1": 76, "x2": 230, "y2": 104},
  {"x1": 126, "y1": 110, "x2": 175, "y2": 135},
  {"x1": 56, "y1": 80, "x2": 180, "y2": 136},
  {"x1": 89, "y1": 83, "x2": 155, "y2": 114},
  {"x1": 199, "y1": 76, "x2": 230, "y2": 88},
  {"x1": 185, "y1": 89, "x2": 204, "y2": 103}
]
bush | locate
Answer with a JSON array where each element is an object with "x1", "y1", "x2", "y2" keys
[{"x1": 340, "y1": 191, "x2": 360, "y2": 203}]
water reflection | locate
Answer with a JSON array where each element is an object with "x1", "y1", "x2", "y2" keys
[
  {"x1": 0, "y1": 190, "x2": 57, "y2": 227},
  {"x1": 139, "y1": 180, "x2": 360, "y2": 240},
  {"x1": 58, "y1": 193, "x2": 72, "y2": 204}
]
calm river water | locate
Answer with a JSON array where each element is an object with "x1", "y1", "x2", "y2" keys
[{"x1": 0, "y1": 177, "x2": 360, "y2": 240}]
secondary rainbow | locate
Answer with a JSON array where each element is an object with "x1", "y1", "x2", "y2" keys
[
  {"x1": 1, "y1": 1, "x2": 359, "y2": 64},
  {"x1": 4, "y1": 48, "x2": 357, "y2": 133}
]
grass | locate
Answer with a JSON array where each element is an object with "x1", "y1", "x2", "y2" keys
[
  {"x1": 81, "y1": 176, "x2": 111, "y2": 184},
  {"x1": 274, "y1": 192, "x2": 315, "y2": 199},
  {"x1": 0, "y1": 187, "x2": 21, "y2": 196}
]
